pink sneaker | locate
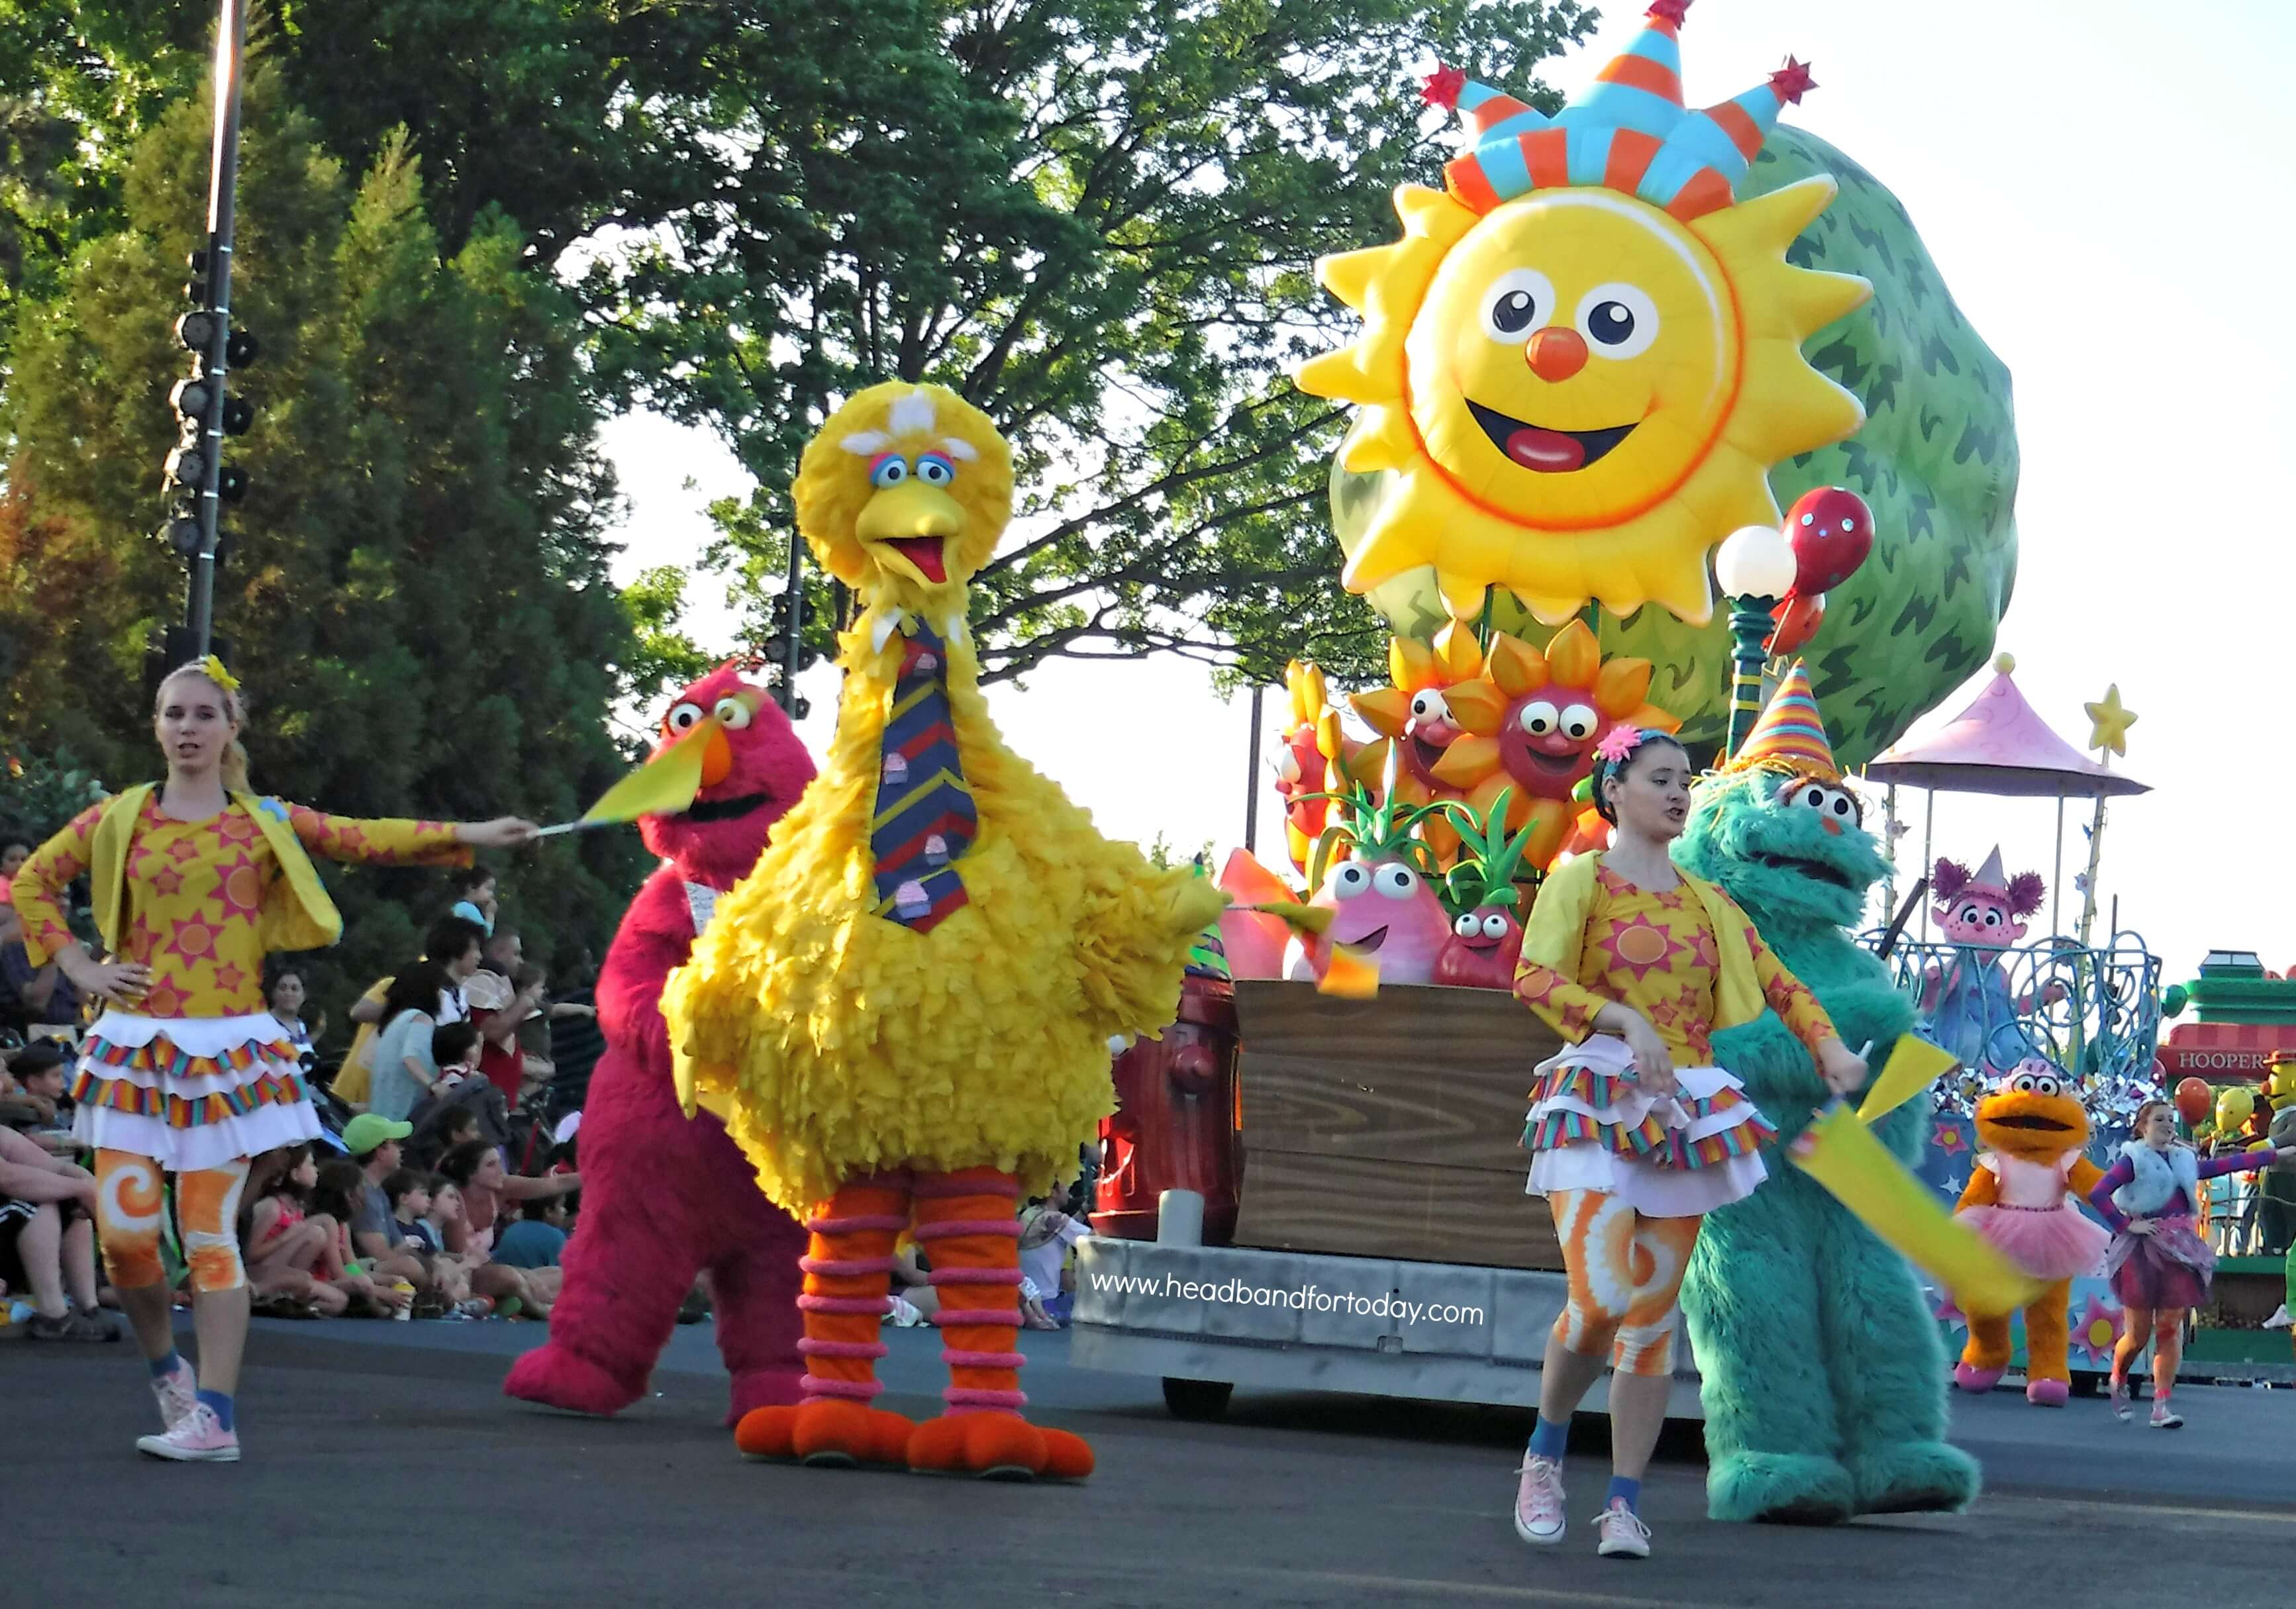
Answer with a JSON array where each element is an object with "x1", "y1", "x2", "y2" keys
[
  {"x1": 2149, "y1": 1397, "x2": 2183, "y2": 1431},
  {"x1": 1594, "y1": 1498, "x2": 1652, "y2": 1559},
  {"x1": 136, "y1": 1401, "x2": 240, "y2": 1462},
  {"x1": 152, "y1": 1359, "x2": 198, "y2": 1432},
  {"x1": 1513, "y1": 1455, "x2": 1566, "y2": 1545},
  {"x1": 2109, "y1": 1378, "x2": 2131, "y2": 1422}
]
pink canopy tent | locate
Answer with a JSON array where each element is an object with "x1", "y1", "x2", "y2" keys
[
  {"x1": 1865, "y1": 662, "x2": 2149, "y2": 799},
  {"x1": 1863, "y1": 658, "x2": 2146, "y2": 938}
]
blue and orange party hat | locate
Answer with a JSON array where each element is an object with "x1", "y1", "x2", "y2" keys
[
  {"x1": 1424, "y1": 0, "x2": 1816, "y2": 220},
  {"x1": 1724, "y1": 661, "x2": 1842, "y2": 783}
]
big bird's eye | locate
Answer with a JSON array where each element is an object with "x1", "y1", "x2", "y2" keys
[
  {"x1": 1480, "y1": 912, "x2": 1511, "y2": 940},
  {"x1": 915, "y1": 453, "x2": 956, "y2": 486},
  {"x1": 1575, "y1": 283, "x2": 1660, "y2": 360},
  {"x1": 1332, "y1": 862, "x2": 1372, "y2": 897},
  {"x1": 1519, "y1": 700, "x2": 1560, "y2": 736},
  {"x1": 869, "y1": 456, "x2": 909, "y2": 489},
  {"x1": 665, "y1": 701, "x2": 706, "y2": 734},
  {"x1": 1373, "y1": 863, "x2": 1418, "y2": 900},
  {"x1": 1479, "y1": 269, "x2": 1557, "y2": 341},
  {"x1": 1453, "y1": 912, "x2": 1479, "y2": 938},
  {"x1": 1409, "y1": 689, "x2": 1450, "y2": 724},
  {"x1": 1560, "y1": 704, "x2": 1598, "y2": 742},
  {"x1": 712, "y1": 696, "x2": 754, "y2": 729}
]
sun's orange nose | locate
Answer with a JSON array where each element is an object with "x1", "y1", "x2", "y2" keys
[
  {"x1": 699, "y1": 725, "x2": 734, "y2": 787},
  {"x1": 1524, "y1": 326, "x2": 1588, "y2": 383}
]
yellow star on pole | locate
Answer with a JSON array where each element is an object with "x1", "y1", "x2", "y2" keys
[{"x1": 2085, "y1": 685, "x2": 2136, "y2": 756}]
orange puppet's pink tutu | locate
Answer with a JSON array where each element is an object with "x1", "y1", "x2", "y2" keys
[{"x1": 1524, "y1": 1034, "x2": 1776, "y2": 1218}]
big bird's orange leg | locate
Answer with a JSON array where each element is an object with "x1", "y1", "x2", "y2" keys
[
  {"x1": 905, "y1": 1167, "x2": 1093, "y2": 1480},
  {"x1": 732, "y1": 1172, "x2": 915, "y2": 1467}
]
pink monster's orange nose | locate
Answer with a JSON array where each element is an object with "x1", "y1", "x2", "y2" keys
[
  {"x1": 1524, "y1": 327, "x2": 1588, "y2": 383},
  {"x1": 699, "y1": 725, "x2": 734, "y2": 788}
]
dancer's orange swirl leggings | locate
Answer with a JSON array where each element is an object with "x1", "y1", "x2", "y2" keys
[
  {"x1": 93, "y1": 1149, "x2": 250, "y2": 1294},
  {"x1": 1548, "y1": 1187, "x2": 1703, "y2": 1377}
]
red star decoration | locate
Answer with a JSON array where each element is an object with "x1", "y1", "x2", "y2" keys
[
  {"x1": 148, "y1": 865, "x2": 187, "y2": 899},
  {"x1": 1646, "y1": 0, "x2": 1691, "y2": 26},
  {"x1": 1770, "y1": 56, "x2": 1816, "y2": 104},
  {"x1": 1597, "y1": 913, "x2": 1687, "y2": 983},
  {"x1": 144, "y1": 982, "x2": 184, "y2": 1017},
  {"x1": 211, "y1": 961, "x2": 248, "y2": 996},
  {"x1": 1422, "y1": 64, "x2": 1466, "y2": 111},
  {"x1": 1687, "y1": 924, "x2": 1720, "y2": 974},
  {"x1": 165, "y1": 836, "x2": 201, "y2": 865}
]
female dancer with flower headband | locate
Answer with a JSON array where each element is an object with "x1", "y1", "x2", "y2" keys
[
  {"x1": 1507, "y1": 728, "x2": 1866, "y2": 1560},
  {"x1": 8, "y1": 658, "x2": 535, "y2": 1461}
]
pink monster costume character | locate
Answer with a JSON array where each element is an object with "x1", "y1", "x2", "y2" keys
[
  {"x1": 1919, "y1": 849, "x2": 2048, "y2": 1078},
  {"x1": 504, "y1": 665, "x2": 819, "y2": 1422}
]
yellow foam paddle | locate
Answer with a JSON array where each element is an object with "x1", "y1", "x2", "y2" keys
[
  {"x1": 1242, "y1": 901, "x2": 1334, "y2": 936},
  {"x1": 538, "y1": 716, "x2": 719, "y2": 836},
  {"x1": 1788, "y1": 1103, "x2": 2044, "y2": 1319},
  {"x1": 1318, "y1": 945, "x2": 1381, "y2": 999},
  {"x1": 1854, "y1": 1035, "x2": 1961, "y2": 1125}
]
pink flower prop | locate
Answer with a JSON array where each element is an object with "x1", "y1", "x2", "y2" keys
[
  {"x1": 2069, "y1": 1293, "x2": 2124, "y2": 1368},
  {"x1": 1594, "y1": 726, "x2": 1645, "y2": 765}
]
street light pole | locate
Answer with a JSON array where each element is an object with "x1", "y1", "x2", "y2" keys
[
  {"x1": 184, "y1": 0, "x2": 249, "y2": 658},
  {"x1": 1244, "y1": 684, "x2": 1264, "y2": 857}
]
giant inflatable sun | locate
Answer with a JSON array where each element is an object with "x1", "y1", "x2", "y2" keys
[{"x1": 1298, "y1": 2, "x2": 1872, "y2": 626}]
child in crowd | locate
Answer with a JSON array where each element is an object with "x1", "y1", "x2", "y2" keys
[
  {"x1": 1018, "y1": 1196, "x2": 1088, "y2": 1329},
  {"x1": 493, "y1": 1195, "x2": 574, "y2": 1269},
  {"x1": 384, "y1": 1167, "x2": 473, "y2": 1307},
  {"x1": 312, "y1": 1159, "x2": 409, "y2": 1315}
]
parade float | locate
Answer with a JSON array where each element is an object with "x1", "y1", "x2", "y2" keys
[{"x1": 1069, "y1": 4, "x2": 2102, "y2": 1418}]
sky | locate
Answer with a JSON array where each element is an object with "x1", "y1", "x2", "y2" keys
[{"x1": 600, "y1": 0, "x2": 2296, "y2": 986}]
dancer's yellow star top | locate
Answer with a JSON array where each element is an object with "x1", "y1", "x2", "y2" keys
[
  {"x1": 1297, "y1": 8, "x2": 1870, "y2": 626},
  {"x1": 2084, "y1": 685, "x2": 2136, "y2": 757}
]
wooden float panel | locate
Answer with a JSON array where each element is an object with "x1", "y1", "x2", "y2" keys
[{"x1": 1230, "y1": 979, "x2": 1566, "y2": 1273}]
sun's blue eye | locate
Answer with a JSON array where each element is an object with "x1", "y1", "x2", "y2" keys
[
  {"x1": 870, "y1": 456, "x2": 909, "y2": 489},
  {"x1": 915, "y1": 452, "x2": 956, "y2": 486}
]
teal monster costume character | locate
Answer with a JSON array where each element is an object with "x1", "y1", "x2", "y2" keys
[{"x1": 1672, "y1": 667, "x2": 1979, "y2": 1523}]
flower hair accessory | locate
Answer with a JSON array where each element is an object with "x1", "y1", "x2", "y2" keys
[
  {"x1": 199, "y1": 654, "x2": 240, "y2": 693},
  {"x1": 1593, "y1": 726, "x2": 1646, "y2": 765}
]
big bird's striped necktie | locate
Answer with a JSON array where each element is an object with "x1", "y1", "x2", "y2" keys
[{"x1": 872, "y1": 623, "x2": 976, "y2": 932}]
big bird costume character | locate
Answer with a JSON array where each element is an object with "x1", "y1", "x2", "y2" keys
[
  {"x1": 1297, "y1": 0, "x2": 1870, "y2": 626},
  {"x1": 665, "y1": 383, "x2": 1228, "y2": 1481}
]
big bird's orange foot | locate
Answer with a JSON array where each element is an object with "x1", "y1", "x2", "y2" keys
[
  {"x1": 734, "y1": 1400, "x2": 914, "y2": 1468},
  {"x1": 905, "y1": 1414, "x2": 1094, "y2": 1481}
]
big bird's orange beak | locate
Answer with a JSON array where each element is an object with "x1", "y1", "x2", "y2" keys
[{"x1": 857, "y1": 481, "x2": 966, "y2": 585}]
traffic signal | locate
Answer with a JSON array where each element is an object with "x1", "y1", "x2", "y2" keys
[
  {"x1": 767, "y1": 587, "x2": 822, "y2": 672},
  {"x1": 160, "y1": 246, "x2": 256, "y2": 572}
]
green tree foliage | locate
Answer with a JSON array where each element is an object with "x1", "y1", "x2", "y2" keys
[
  {"x1": 0, "y1": 50, "x2": 648, "y2": 1016},
  {"x1": 572, "y1": 0, "x2": 1592, "y2": 689}
]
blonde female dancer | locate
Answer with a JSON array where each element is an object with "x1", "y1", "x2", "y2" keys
[{"x1": 9, "y1": 658, "x2": 534, "y2": 1460}]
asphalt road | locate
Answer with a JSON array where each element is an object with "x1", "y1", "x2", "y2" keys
[{"x1": 9, "y1": 1318, "x2": 2293, "y2": 1608}]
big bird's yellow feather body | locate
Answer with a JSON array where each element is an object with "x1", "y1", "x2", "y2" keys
[{"x1": 664, "y1": 383, "x2": 1224, "y2": 1215}]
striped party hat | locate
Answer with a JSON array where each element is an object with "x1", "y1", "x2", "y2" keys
[
  {"x1": 1724, "y1": 661, "x2": 1841, "y2": 782},
  {"x1": 1424, "y1": 1, "x2": 1815, "y2": 221}
]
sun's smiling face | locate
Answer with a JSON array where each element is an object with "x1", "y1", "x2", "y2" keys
[
  {"x1": 1407, "y1": 192, "x2": 1734, "y2": 525},
  {"x1": 1299, "y1": 178, "x2": 1869, "y2": 626}
]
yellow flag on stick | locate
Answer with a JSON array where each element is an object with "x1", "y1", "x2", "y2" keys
[
  {"x1": 537, "y1": 717, "x2": 717, "y2": 837},
  {"x1": 1788, "y1": 1103, "x2": 2043, "y2": 1318},
  {"x1": 1855, "y1": 1036, "x2": 1961, "y2": 1126}
]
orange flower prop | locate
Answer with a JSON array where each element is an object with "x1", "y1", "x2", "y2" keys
[
  {"x1": 1274, "y1": 660, "x2": 1362, "y2": 875},
  {"x1": 1431, "y1": 619, "x2": 1678, "y2": 870},
  {"x1": 1346, "y1": 620, "x2": 1486, "y2": 864}
]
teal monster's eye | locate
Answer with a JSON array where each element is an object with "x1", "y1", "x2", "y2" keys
[
  {"x1": 870, "y1": 456, "x2": 909, "y2": 488},
  {"x1": 915, "y1": 452, "x2": 956, "y2": 486}
]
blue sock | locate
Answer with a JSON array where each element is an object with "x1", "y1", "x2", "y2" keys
[
  {"x1": 196, "y1": 1389, "x2": 235, "y2": 1432},
  {"x1": 1605, "y1": 1475, "x2": 1642, "y2": 1513},
  {"x1": 1526, "y1": 1417, "x2": 1568, "y2": 1461},
  {"x1": 148, "y1": 1350, "x2": 185, "y2": 1379}
]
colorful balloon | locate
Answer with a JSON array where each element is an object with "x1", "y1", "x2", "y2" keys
[
  {"x1": 1769, "y1": 592, "x2": 1826, "y2": 656},
  {"x1": 2174, "y1": 1077, "x2": 2213, "y2": 1126},
  {"x1": 2217, "y1": 1086, "x2": 2257, "y2": 1136},
  {"x1": 1784, "y1": 485, "x2": 1874, "y2": 596},
  {"x1": 1328, "y1": 124, "x2": 2019, "y2": 769}
]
